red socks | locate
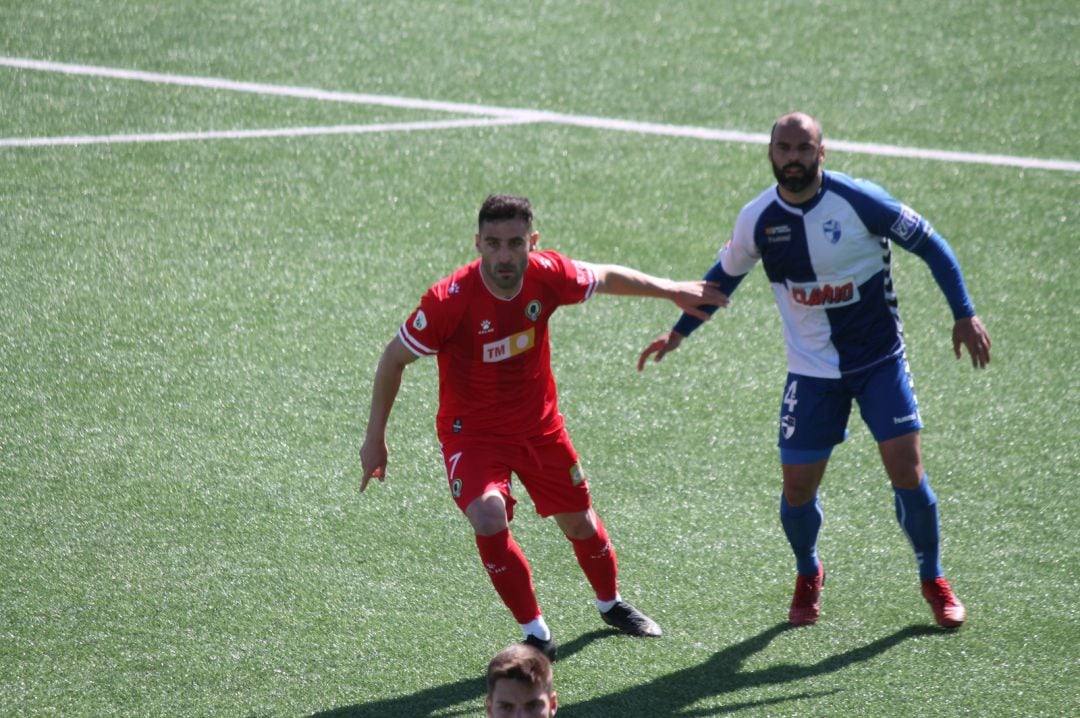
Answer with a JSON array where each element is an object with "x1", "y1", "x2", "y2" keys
[
  {"x1": 570, "y1": 518, "x2": 619, "y2": 603},
  {"x1": 475, "y1": 529, "x2": 541, "y2": 624},
  {"x1": 474, "y1": 520, "x2": 620, "y2": 624}
]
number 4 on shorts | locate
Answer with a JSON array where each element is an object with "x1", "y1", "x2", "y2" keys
[{"x1": 784, "y1": 379, "x2": 798, "y2": 413}]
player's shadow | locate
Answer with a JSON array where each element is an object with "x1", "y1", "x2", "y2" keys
[
  {"x1": 558, "y1": 623, "x2": 940, "y2": 717},
  {"x1": 305, "y1": 623, "x2": 938, "y2": 718}
]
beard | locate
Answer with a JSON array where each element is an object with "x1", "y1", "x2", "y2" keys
[
  {"x1": 772, "y1": 157, "x2": 820, "y2": 193},
  {"x1": 483, "y1": 259, "x2": 527, "y2": 291}
]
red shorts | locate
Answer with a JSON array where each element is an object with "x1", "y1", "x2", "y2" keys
[{"x1": 439, "y1": 428, "x2": 591, "y2": 519}]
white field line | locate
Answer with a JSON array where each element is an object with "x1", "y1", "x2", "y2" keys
[
  {"x1": 2, "y1": 56, "x2": 1078, "y2": 173},
  {"x1": 0, "y1": 57, "x2": 543, "y2": 118},
  {"x1": 0, "y1": 116, "x2": 539, "y2": 148}
]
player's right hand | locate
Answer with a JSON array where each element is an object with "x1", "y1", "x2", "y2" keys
[
  {"x1": 637, "y1": 330, "x2": 684, "y2": 371},
  {"x1": 359, "y1": 438, "x2": 388, "y2": 493}
]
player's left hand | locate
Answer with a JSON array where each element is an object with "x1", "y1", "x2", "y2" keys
[
  {"x1": 953, "y1": 315, "x2": 991, "y2": 369},
  {"x1": 670, "y1": 281, "x2": 729, "y2": 320}
]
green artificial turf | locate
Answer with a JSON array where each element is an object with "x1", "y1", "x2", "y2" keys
[{"x1": 2, "y1": 2, "x2": 1077, "y2": 716}]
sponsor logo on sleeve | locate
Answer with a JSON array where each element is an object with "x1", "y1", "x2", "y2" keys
[
  {"x1": 573, "y1": 261, "x2": 590, "y2": 285},
  {"x1": 412, "y1": 310, "x2": 428, "y2": 331},
  {"x1": 890, "y1": 205, "x2": 923, "y2": 241},
  {"x1": 571, "y1": 260, "x2": 599, "y2": 299},
  {"x1": 483, "y1": 327, "x2": 536, "y2": 363},
  {"x1": 716, "y1": 237, "x2": 733, "y2": 259},
  {"x1": 569, "y1": 462, "x2": 585, "y2": 486}
]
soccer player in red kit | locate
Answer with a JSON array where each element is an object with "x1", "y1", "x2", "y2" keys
[{"x1": 359, "y1": 194, "x2": 727, "y2": 659}]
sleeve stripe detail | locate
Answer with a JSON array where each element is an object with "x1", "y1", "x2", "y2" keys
[
  {"x1": 398, "y1": 325, "x2": 436, "y2": 357},
  {"x1": 574, "y1": 260, "x2": 599, "y2": 300}
]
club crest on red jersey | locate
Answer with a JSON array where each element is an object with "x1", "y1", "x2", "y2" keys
[{"x1": 525, "y1": 299, "x2": 542, "y2": 321}]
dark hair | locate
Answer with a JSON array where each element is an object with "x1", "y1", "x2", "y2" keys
[
  {"x1": 485, "y1": 644, "x2": 553, "y2": 696},
  {"x1": 478, "y1": 194, "x2": 533, "y2": 230}
]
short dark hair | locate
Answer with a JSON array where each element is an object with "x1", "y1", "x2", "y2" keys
[
  {"x1": 478, "y1": 194, "x2": 533, "y2": 230},
  {"x1": 485, "y1": 644, "x2": 553, "y2": 696}
]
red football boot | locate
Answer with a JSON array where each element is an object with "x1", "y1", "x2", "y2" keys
[
  {"x1": 922, "y1": 577, "x2": 966, "y2": 628},
  {"x1": 788, "y1": 563, "x2": 825, "y2": 626}
]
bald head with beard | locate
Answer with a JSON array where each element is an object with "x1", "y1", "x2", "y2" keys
[{"x1": 769, "y1": 112, "x2": 825, "y2": 201}]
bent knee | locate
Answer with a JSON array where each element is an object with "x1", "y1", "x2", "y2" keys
[
  {"x1": 554, "y1": 509, "x2": 598, "y2": 540},
  {"x1": 466, "y1": 492, "x2": 510, "y2": 536}
]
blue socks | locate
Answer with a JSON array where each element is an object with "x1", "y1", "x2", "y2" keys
[
  {"x1": 782, "y1": 476, "x2": 944, "y2": 581},
  {"x1": 894, "y1": 475, "x2": 943, "y2": 580},
  {"x1": 780, "y1": 494, "x2": 823, "y2": 576}
]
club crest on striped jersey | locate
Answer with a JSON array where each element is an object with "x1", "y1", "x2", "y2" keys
[
  {"x1": 781, "y1": 414, "x2": 796, "y2": 439},
  {"x1": 823, "y1": 218, "x2": 842, "y2": 244}
]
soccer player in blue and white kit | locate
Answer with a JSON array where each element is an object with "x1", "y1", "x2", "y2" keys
[{"x1": 638, "y1": 112, "x2": 991, "y2": 629}]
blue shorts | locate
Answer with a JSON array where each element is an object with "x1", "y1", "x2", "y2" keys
[{"x1": 778, "y1": 353, "x2": 923, "y2": 464}]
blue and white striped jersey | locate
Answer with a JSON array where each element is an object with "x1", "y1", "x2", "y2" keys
[{"x1": 678, "y1": 170, "x2": 975, "y2": 378}]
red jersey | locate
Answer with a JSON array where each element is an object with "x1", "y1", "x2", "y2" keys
[{"x1": 398, "y1": 250, "x2": 599, "y2": 440}]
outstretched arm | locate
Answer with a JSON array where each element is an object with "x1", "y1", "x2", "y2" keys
[
  {"x1": 359, "y1": 336, "x2": 419, "y2": 492},
  {"x1": 589, "y1": 264, "x2": 729, "y2": 319},
  {"x1": 637, "y1": 258, "x2": 747, "y2": 371}
]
